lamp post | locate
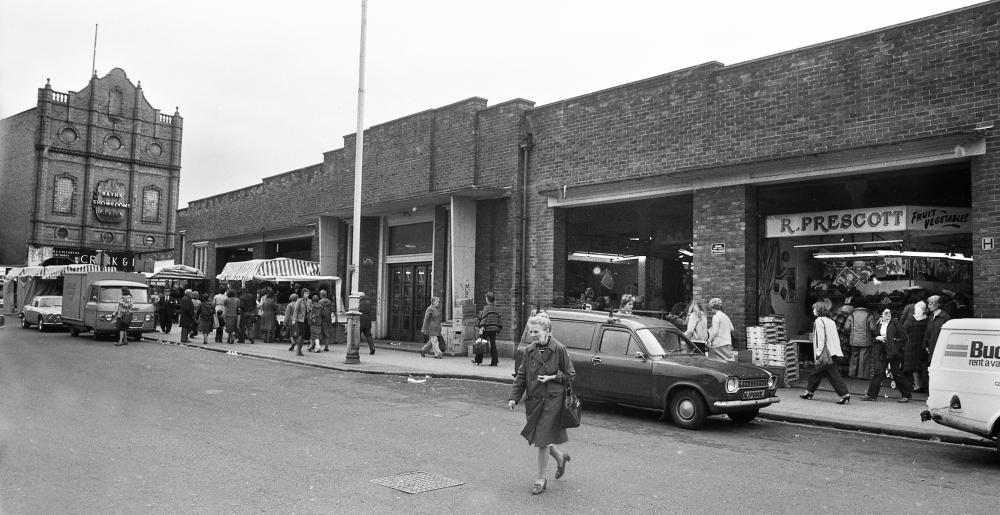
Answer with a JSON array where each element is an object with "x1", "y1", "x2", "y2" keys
[{"x1": 344, "y1": 0, "x2": 368, "y2": 365}]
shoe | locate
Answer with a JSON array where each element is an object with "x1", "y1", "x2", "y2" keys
[
  {"x1": 434, "y1": 355, "x2": 442, "y2": 359},
  {"x1": 861, "y1": 395, "x2": 877, "y2": 402},
  {"x1": 531, "y1": 479, "x2": 546, "y2": 495},
  {"x1": 489, "y1": 363, "x2": 498, "y2": 367},
  {"x1": 420, "y1": 350, "x2": 425, "y2": 357},
  {"x1": 898, "y1": 397, "x2": 911, "y2": 403},
  {"x1": 472, "y1": 360, "x2": 480, "y2": 365},
  {"x1": 836, "y1": 395, "x2": 851, "y2": 405},
  {"x1": 555, "y1": 454, "x2": 571, "y2": 479},
  {"x1": 289, "y1": 346, "x2": 295, "y2": 351},
  {"x1": 799, "y1": 392, "x2": 813, "y2": 400},
  {"x1": 114, "y1": 342, "x2": 127, "y2": 346},
  {"x1": 323, "y1": 347, "x2": 330, "y2": 352},
  {"x1": 297, "y1": 352, "x2": 304, "y2": 356}
]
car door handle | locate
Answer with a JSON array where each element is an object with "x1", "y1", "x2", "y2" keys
[{"x1": 591, "y1": 357, "x2": 601, "y2": 365}]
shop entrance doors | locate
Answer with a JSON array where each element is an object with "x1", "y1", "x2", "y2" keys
[{"x1": 387, "y1": 263, "x2": 431, "y2": 342}]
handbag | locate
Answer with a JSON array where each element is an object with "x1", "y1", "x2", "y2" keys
[
  {"x1": 561, "y1": 384, "x2": 582, "y2": 428},
  {"x1": 119, "y1": 311, "x2": 133, "y2": 324},
  {"x1": 472, "y1": 337, "x2": 488, "y2": 355},
  {"x1": 815, "y1": 318, "x2": 833, "y2": 366}
]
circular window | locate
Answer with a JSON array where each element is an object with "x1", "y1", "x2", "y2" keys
[
  {"x1": 144, "y1": 235, "x2": 156, "y2": 246},
  {"x1": 105, "y1": 135, "x2": 123, "y2": 151},
  {"x1": 58, "y1": 127, "x2": 78, "y2": 144},
  {"x1": 55, "y1": 227, "x2": 69, "y2": 239},
  {"x1": 102, "y1": 231, "x2": 115, "y2": 243},
  {"x1": 146, "y1": 142, "x2": 163, "y2": 157}
]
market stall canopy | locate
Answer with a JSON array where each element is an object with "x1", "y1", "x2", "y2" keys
[
  {"x1": 4, "y1": 266, "x2": 45, "y2": 279},
  {"x1": 216, "y1": 258, "x2": 320, "y2": 282},
  {"x1": 150, "y1": 264, "x2": 205, "y2": 280},
  {"x1": 40, "y1": 263, "x2": 101, "y2": 279}
]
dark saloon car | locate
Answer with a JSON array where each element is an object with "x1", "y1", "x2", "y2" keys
[{"x1": 515, "y1": 308, "x2": 779, "y2": 429}]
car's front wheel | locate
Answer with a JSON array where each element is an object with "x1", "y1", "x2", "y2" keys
[
  {"x1": 37, "y1": 316, "x2": 44, "y2": 332},
  {"x1": 668, "y1": 388, "x2": 707, "y2": 430},
  {"x1": 728, "y1": 409, "x2": 759, "y2": 424}
]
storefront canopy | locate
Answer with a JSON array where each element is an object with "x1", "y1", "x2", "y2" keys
[
  {"x1": 216, "y1": 258, "x2": 321, "y2": 282},
  {"x1": 4, "y1": 264, "x2": 101, "y2": 280},
  {"x1": 150, "y1": 264, "x2": 205, "y2": 281},
  {"x1": 4, "y1": 266, "x2": 45, "y2": 279}
]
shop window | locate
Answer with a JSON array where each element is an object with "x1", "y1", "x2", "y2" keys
[
  {"x1": 52, "y1": 175, "x2": 76, "y2": 215},
  {"x1": 388, "y1": 222, "x2": 433, "y2": 255},
  {"x1": 141, "y1": 187, "x2": 161, "y2": 223}
]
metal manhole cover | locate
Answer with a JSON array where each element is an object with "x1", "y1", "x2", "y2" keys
[{"x1": 371, "y1": 471, "x2": 465, "y2": 494}]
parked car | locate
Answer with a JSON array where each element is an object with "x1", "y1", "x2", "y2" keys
[
  {"x1": 21, "y1": 295, "x2": 64, "y2": 331},
  {"x1": 514, "y1": 308, "x2": 779, "y2": 429}
]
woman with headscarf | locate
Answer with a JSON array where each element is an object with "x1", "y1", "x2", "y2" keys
[
  {"x1": 507, "y1": 312, "x2": 576, "y2": 495},
  {"x1": 197, "y1": 293, "x2": 215, "y2": 345},
  {"x1": 862, "y1": 307, "x2": 912, "y2": 402},
  {"x1": 420, "y1": 296, "x2": 443, "y2": 359},
  {"x1": 902, "y1": 300, "x2": 929, "y2": 392}
]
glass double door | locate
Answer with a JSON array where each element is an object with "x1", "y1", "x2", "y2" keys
[{"x1": 387, "y1": 263, "x2": 431, "y2": 342}]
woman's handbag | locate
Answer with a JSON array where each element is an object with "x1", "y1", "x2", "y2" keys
[
  {"x1": 561, "y1": 384, "x2": 582, "y2": 428},
  {"x1": 472, "y1": 337, "x2": 488, "y2": 355},
  {"x1": 816, "y1": 345, "x2": 834, "y2": 366}
]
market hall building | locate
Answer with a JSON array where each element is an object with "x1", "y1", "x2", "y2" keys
[
  {"x1": 0, "y1": 68, "x2": 183, "y2": 272},
  {"x1": 175, "y1": 3, "x2": 1000, "y2": 351}
]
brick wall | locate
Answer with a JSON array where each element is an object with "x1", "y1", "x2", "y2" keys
[
  {"x1": 0, "y1": 109, "x2": 39, "y2": 264},
  {"x1": 972, "y1": 132, "x2": 1000, "y2": 316}
]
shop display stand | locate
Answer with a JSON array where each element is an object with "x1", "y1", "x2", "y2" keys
[{"x1": 746, "y1": 315, "x2": 799, "y2": 386}]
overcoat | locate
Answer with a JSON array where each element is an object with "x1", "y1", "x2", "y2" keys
[
  {"x1": 178, "y1": 295, "x2": 195, "y2": 327},
  {"x1": 901, "y1": 317, "x2": 928, "y2": 373},
  {"x1": 508, "y1": 336, "x2": 576, "y2": 447},
  {"x1": 421, "y1": 305, "x2": 442, "y2": 337}
]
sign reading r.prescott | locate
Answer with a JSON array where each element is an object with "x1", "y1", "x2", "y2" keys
[{"x1": 765, "y1": 205, "x2": 970, "y2": 238}]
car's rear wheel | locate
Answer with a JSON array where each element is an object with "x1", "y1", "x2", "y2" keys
[
  {"x1": 70, "y1": 327, "x2": 80, "y2": 337},
  {"x1": 37, "y1": 316, "x2": 44, "y2": 332},
  {"x1": 728, "y1": 409, "x2": 759, "y2": 424},
  {"x1": 669, "y1": 388, "x2": 707, "y2": 430}
]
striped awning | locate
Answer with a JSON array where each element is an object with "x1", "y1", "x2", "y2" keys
[
  {"x1": 4, "y1": 266, "x2": 45, "y2": 279},
  {"x1": 41, "y1": 263, "x2": 101, "y2": 279},
  {"x1": 216, "y1": 258, "x2": 320, "y2": 282},
  {"x1": 150, "y1": 264, "x2": 205, "y2": 280}
]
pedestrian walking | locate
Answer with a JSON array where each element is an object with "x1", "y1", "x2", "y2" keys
[
  {"x1": 318, "y1": 289, "x2": 334, "y2": 351},
  {"x1": 213, "y1": 287, "x2": 227, "y2": 342},
  {"x1": 114, "y1": 286, "x2": 133, "y2": 347},
  {"x1": 359, "y1": 291, "x2": 376, "y2": 355},
  {"x1": 238, "y1": 288, "x2": 256, "y2": 344},
  {"x1": 197, "y1": 293, "x2": 215, "y2": 345},
  {"x1": 259, "y1": 290, "x2": 278, "y2": 343},
  {"x1": 223, "y1": 289, "x2": 239, "y2": 344},
  {"x1": 683, "y1": 299, "x2": 709, "y2": 352},
  {"x1": 902, "y1": 300, "x2": 929, "y2": 391},
  {"x1": 844, "y1": 299, "x2": 877, "y2": 379},
  {"x1": 292, "y1": 288, "x2": 312, "y2": 356},
  {"x1": 923, "y1": 295, "x2": 950, "y2": 391},
  {"x1": 157, "y1": 292, "x2": 175, "y2": 334},
  {"x1": 705, "y1": 297, "x2": 735, "y2": 361},
  {"x1": 178, "y1": 289, "x2": 195, "y2": 343},
  {"x1": 189, "y1": 291, "x2": 201, "y2": 339},
  {"x1": 420, "y1": 296, "x2": 443, "y2": 359},
  {"x1": 307, "y1": 293, "x2": 324, "y2": 352},
  {"x1": 285, "y1": 293, "x2": 300, "y2": 352},
  {"x1": 474, "y1": 291, "x2": 502, "y2": 366},
  {"x1": 863, "y1": 308, "x2": 913, "y2": 402},
  {"x1": 507, "y1": 312, "x2": 576, "y2": 495},
  {"x1": 800, "y1": 301, "x2": 852, "y2": 404}
]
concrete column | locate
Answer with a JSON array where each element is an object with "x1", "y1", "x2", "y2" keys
[{"x1": 318, "y1": 215, "x2": 341, "y2": 277}]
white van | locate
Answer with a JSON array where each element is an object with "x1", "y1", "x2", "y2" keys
[{"x1": 920, "y1": 318, "x2": 1000, "y2": 454}]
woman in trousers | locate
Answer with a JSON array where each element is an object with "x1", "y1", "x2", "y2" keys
[{"x1": 800, "y1": 301, "x2": 852, "y2": 404}]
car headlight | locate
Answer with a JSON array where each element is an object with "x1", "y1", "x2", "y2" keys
[
  {"x1": 725, "y1": 377, "x2": 739, "y2": 394},
  {"x1": 768, "y1": 374, "x2": 777, "y2": 389},
  {"x1": 47, "y1": 314, "x2": 57, "y2": 322},
  {"x1": 145, "y1": 314, "x2": 153, "y2": 322},
  {"x1": 102, "y1": 314, "x2": 114, "y2": 321}
]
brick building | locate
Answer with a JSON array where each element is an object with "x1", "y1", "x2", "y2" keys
[
  {"x1": 0, "y1": 68, "x2": 182, "y2": 271},
  {"x1": 177, "y1": 2, "x2": 1000, "y2": 350}
]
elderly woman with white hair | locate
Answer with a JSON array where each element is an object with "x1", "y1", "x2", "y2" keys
[{"x1": 705, "y1": 297, "x2": 736, "y2": 361}]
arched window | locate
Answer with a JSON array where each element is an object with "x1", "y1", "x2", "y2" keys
[
  {"x1": 141, "y1": 187, "x2": 161, "y2": 223},
  {"x1": 108, "y1": 87, "x2": 124, "y2": 120},
  {"x1": 52, "y1": 175, "x2": 76, "y2": 215}
]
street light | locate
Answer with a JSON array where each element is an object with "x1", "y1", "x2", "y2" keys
[{"x1": 344, "y1": 0, "x2": 368, "y2": 365}]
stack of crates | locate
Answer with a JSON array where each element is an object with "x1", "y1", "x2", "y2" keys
[{"x1": 746, "y1": 315, "x2": 799, "y2": 386}]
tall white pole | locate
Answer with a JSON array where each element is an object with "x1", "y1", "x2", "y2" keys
[{"x1": 351, "y1": 0, "x2": 367, "y2": 295}]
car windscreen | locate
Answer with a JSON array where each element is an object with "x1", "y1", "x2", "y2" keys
[
  {"x1": 636, "y1": 327, "x2": 700, "y2": 357},
  {"x1": 99, "y1": 287, "x2": 149, "y2": 304},
  {"x1": 37, "y1": 298, "x2": 61, "y2": 307}
]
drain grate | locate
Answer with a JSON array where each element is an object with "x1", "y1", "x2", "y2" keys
[{"x1": 371, "y1": 471, "x2": 465, "y2": 494}]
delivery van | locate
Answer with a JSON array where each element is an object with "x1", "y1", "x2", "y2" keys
[
  {"x1": 920, "y1": 318, "x2": 1000, "y2": 455},
  {"x1": 62, "y1": 271, "x2": 155, "y2": 340}
]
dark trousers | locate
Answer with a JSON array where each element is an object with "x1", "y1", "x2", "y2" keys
[
  {"x1": 215, "y1": 314, "x2": 225, "y2": 342},
  {"x1": 866, "y1": 355, "x2": 912, "y2": 398},
  {"x1": 806, "y1": 362, "x2": 850, "y2": 397},
  {"x1": 239, "y1": 315, "x2": 255, "y2": 342},
  {"x1": 361, "y1": 326, "x2": 375, "y2": 353},
  {"x1": 159, "y1": 314, "x2": 172, "y2": 333}
]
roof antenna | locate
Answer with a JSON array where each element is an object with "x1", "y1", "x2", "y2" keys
[{"x1": 91, "y1": 24, "x2": 98, "y2": 77}]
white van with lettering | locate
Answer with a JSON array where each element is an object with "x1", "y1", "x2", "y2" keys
[{"x1": 920, "y1": 318, "x2": 1000, "y2": 455}]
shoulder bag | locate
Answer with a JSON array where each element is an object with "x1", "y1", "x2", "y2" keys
[
  {"x1": 815, "y1": 318, "x2": 833, "y2": 366},
  {"x1": 561, "y1": 383, "x2": 582, "y2": 428}
]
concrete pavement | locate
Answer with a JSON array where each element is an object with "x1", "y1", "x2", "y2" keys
[{"x1": 139, "y1": 326, "x2": 995, "y2": 450}]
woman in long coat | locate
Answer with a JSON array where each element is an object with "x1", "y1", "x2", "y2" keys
[
  {"x1": 259, "y1": 291, "x2": 278, "y2": 343},
  {"x1": 902, "y1": 300, "x2": 929, "y2": 391},
  {"x1": 420, "y1": 296, "x2": 443, "y2": 358},
  {"x1": 508, "y1": 312, "x2": 576, "y2": 495}
]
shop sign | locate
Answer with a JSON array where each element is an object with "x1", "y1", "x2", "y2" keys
[
  {"x1": 711, "y1": 243, "x2": 726, "y2": 255},
  {"x1": 765, "y1": 205, "x2": 970, "y2": 238},
  {"x1": 91, "y1": 179, "x2": 131, "y2": 224},
  {"x1": 55, "y1": 247, "x2": 136, "y2": 270},
  {"x1": 983, "y1": 237, "x2": 995, "y2": 251}
]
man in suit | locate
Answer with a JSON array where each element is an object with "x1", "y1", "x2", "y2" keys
[{"x1": 923, "y1": 294, "x2": 951, "y2": 391}]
